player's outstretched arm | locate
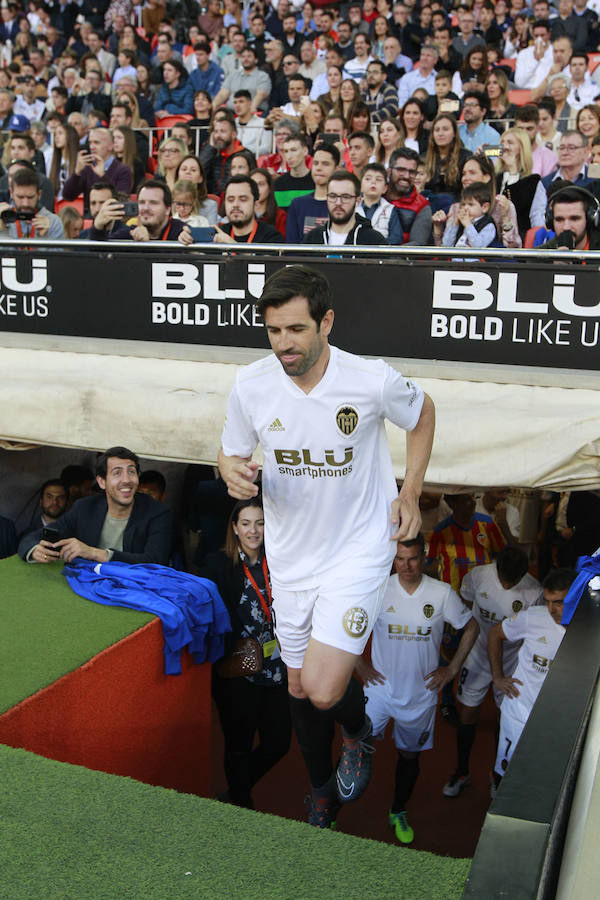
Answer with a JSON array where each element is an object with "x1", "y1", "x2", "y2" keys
[
  {"x1": 392, "y1": 393, "x2": 435, "y2": 541},
  {"x1": 425, "y1": 617, "x2": 479, "y2": 691},
  {"x1": 489, "y1": 623, "x2": 522, "y2": 698},
  {"x1": 218, "y1": 448, "x2": 260, "y2": 499}
]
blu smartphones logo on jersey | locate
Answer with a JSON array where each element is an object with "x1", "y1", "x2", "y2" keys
[
  {"x1": 0, "y1": 258, "x2": 49, "y2": 320},
  {"x1": 431, "y1": 270, "x2": 600, "y2": 349},
  {"x1": 388, "y1": 624, "x2": 432, "y2": 640},
  {"x1": 150, "y1": 262, "x2": 266, "y2": 328},
  {"x1": 533, "y1": 654, "x2": 553, "y2": 672},
  {"x1": 274, "y1": 448, "x2": 353, "y2": 479}
]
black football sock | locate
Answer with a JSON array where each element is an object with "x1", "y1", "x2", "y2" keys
[
  {"x1": 289, "y1": 695, "x2": 335, "y2": 789},
  {"x1": 327, "y1": 676, "x2": 366, "y2": 736},
  {"x1": 457, "y1": 723, "x2": 476, "y2": 776},
  {"x1": 391, "y1": 753, "x2": 420, "y2": 813}
]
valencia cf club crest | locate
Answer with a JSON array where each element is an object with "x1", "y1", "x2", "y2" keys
[
  {"x1": 512, "y1": 600, "x2": 523, "y2": 613},
  {"x1": 336, "y1": 405, "x2": 359, "y2": 436},
  {"x1": 423, "y1": 604, "x2": 434, "y2": 619}
]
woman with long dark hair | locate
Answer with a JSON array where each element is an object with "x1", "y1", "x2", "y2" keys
[
  {"x1": 176, "y1": 154, "x2": 219, "y2": 223},
  {"x1": 112, "y1": 124, "x2": 145, "y2": 192},
  {"x1": 199, "y1": 497, "x2": 291, "y2": 809},
  {"x1": 49, "y1": 122, "x2": 79, "y2": 200},
  {"x1": 251, "y1": 167, "x2": 287, "y2": 237},
  {"x1": 424, "y1": 113, "x2": 469, "y2": 201},
  {"x1": 401, "y1": 99, "x2": 429, "y2": 155}
]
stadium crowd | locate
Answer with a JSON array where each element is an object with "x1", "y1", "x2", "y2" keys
[{"x1": 0, "y1": 0, "x2": 600, "y2": 247}]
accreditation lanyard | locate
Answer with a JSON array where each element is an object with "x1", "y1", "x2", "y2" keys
[
  {"x1": 161, "y1": 220, "x2": 172, "y2": 241},
  {"x1": 242, "y1": 556, "x2": 272, "y2": 623},
  {"x1": 242, "y1": 220, "x2": 258, "y2": 243},
  {"x1": 15, "y1": 219, "x2": 35, "y2": 238}
]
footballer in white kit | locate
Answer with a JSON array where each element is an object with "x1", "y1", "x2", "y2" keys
[
  {"x1": 443, "y1": 548, "x2": 542, "y2": 799},
  {"x1": 489, "y1": 568, "x2": 574, "y2": 785},
  {"x1": 359, "y1": 536, "x2": 477, "y2": 844},
  {"x1": 218, "y1": 265, "x2": 435, "y2": 828}
]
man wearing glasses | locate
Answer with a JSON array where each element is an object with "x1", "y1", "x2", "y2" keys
[
  {"x1": 457, "y1": 91, "x2": 500, "y2": 154},
  {"x1": 302, "y1": 170, "x2": 386, "y2": 244},
  {"x1": 386, "y1": 148, "x2": 432, "y2": 246},
  {"x1": 542, "y1": 130, "x2": 591, "y2": 189}
]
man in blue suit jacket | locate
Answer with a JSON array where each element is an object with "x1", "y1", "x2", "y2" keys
[{"x1": 19, "y1": 446, "x2": 172, "y2": 566}]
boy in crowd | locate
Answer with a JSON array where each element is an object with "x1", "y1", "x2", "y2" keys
[
  {"x1": 356, "y1": 163, "x2": 395, "y2": 242},
  {"x1": 439, "y1": 183, "x2": 498, "y2": 249}
]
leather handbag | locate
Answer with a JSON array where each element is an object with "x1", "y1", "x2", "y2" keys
[{"x1": 216, "y1": 637, "x2": 264, "y2": 678}]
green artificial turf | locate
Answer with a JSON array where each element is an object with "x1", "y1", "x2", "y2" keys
[
  {"x1": 0, "y1": 555, "x2": 152, "y2": 714},
  {"x1": 1, "y1": 744, "x2": 471, "y2": 900}
]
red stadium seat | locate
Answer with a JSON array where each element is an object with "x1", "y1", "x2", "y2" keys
[
  {"x1": 156, "y1": 114, "x2": 193, "y2": 141},
  {"x1": 589, "y1": 53, "x2": 600, "y2": 74},
  {"x1": 207, "y1": 193, "x2": 220, "y2": 203},
  {"x1": 55, "y1": 197, "x2": 84, "y2": 215},
  {"x1": 508, "y1": 89, "x2": 533, "y2": 106},
  {"x1": 500, "y1": 57, "x2": 516, "y2": 71}
]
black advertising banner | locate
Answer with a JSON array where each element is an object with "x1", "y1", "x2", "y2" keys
[{"x1": 1, "y1": 248, "x2": 599, "y2": 370}]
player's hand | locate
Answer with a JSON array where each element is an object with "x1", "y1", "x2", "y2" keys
[
  {"x1": 219, "y1": 455, "x2": 260, "y2": 499},
  {"x1": 355, "y1": 657, "x2": 385, "y2": 686},
  {"x1": 31, "y1": 540, "x2": 62, "y2": 563},
  {"x1": 493, "y1": 675, "x2": 522, "y2": 698},
  {"x1": 424, "y1": 666, "x2": 454, "y2": 691},
  {"x1": 391, "y1": 489, "x2": 421, "y2": 541}
]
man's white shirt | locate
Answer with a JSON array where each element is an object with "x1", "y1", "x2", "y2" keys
[
  {"x1": 514, "y1": 44, "x2": 555, "y2": 89},
  {"x1": 221, "y1": 346, "x2": 424, "y2": 589},
  {"x1": 371, "y1": 573, "x2": 471, "y2": 709}
]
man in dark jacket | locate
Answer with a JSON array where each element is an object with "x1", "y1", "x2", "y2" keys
[
  {"x1": 19, "y1": 446, "x2": 172, "y2": 566},
  {"x1": 303, "y1": 170, "x2": 386, "y2": 245},
  {"x1": 539, "y1": 184, "x2": 600, "y2": 250},
  {"x1": 88, "y1": 180, "x2": 192, "y2": 243},
  {"x1": 213, "y1": 175, "x2": 283, "y2": 244},
  {"x1": 63, "y1": 126, "x2": 132, "y2": 206},
  {"x1": 199, "y1": 113, "x2": 244, "y2": 194}
]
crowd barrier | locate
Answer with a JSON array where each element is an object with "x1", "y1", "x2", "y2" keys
[{"x1": 0, "y1": 241, "x2": 599, "y2": 374}]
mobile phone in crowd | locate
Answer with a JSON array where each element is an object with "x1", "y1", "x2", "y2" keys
[
  {"x1": 189, "y1": 226, "x2": 216, "y2": 242},
  {"x1": 122, "y1": 201, "x2": 138, "y2": 217},
  {"x1": 42, "y1": 526, "x2": 61, "y2": 544},
  {"x1": 482, "y1": 144, "x2": 502, "y2": 158}
]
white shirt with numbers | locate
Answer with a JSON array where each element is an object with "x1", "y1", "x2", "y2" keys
[
  {"x1": 371, "y1": 573, "x2": 471, "y2": 710},
  {"x1": 221, "y1": 345, "x2": 425, "y2": 590},
  {"x1": 501, "y1": 605, "x2": 566, "y2": 724},
  {"x1": 461, "y1": 563, "x2": 543, "y2": 676}
]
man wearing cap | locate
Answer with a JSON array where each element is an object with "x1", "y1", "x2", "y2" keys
[
  {"x1": 154, "y1": 60, "x2": 194, "y2": 118},
  {"x1": 13, "y1": 76, "x2": 46, "y2": 123}
]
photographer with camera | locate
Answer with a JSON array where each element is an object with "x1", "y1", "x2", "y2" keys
[{"x1": 0, "y1": 167, "x2": 64, "y2": 240}]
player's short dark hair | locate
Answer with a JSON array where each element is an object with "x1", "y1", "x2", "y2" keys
[
  {"x1": 313, "y1": 142, "x2": 340, "y2": 165},
  {"x1": 40, "y1": 478, "x2": 66, "y2": 498},
  {"x1": 348, "y1": 131, "x2": 375, "y2": 150},
  {"x1": 461, "y1": 181, "x2": 492, "y2": 207},
  {"x1": 233, "y1": 89, "x2": 252, "y2": 100},
  {"x1": 139, "y1": 179, "x2": 172, "y2": 206},
  {"x1": 11, "y1": 133, "x2": 35, "y2": 152},
  {"x1": 398, "y1": 533, "x2": 426, "y2": 554},
  {"x1": 496, "y1": 547, "x2": 529, "y2": 587},
  {"x1": 543, "y1": 567, "x2": 576, "y2": 594},
  {"x1": 96, "y1": 447, "x2": 140, "y2": 478},
  {"x1": 225, "y1": 173, "x2": 259, "y2": 201},
  {"x1": 139, "y1": 469, "x2": 166, "y2": 492},
  {"x1": 284, "y1": 131, "x2": 310, "y2": 150},
  {"x1": 258, "y1": 265, "x2": 333, "y2": 327}
]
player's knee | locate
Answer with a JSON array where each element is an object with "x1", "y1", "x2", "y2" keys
[
  {"x1": 304, "y1": 684, "x2": 345, "y2": 710},
  {"x1": 287, "y1": 668, "x2": 307, "y2": 699}
]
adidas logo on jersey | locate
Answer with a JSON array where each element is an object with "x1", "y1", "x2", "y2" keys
[
  {"x1": 386, "y1": 605, "x2": 396, "y2": 613},
  {"x1": 537, "y1": 636, "x2": 548, "y2": 643},
  {"x1": 268, "y1": 418, "x2": 285, "y2": 431}
]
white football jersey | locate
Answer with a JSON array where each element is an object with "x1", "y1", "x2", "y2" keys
[
  {"x1": 371, "y1": 573, "x2": 471, "y2": 709},
  {"x1": 222, "y1": 346, "x2": 424, "y2": 589},
  {"x1": 461, "y1": 563, "x2": 543, "y2": 673},
  {"x1": 501, "y1": 605, "x2": 565, "y2": 723}
]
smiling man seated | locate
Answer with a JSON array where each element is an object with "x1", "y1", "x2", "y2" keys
[{"x1": 18, "y1": 446, "x2": 172, "y2": 566}]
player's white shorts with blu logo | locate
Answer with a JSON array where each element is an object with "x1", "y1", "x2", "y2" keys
[
  {"x1": 365, "y1": 685, "x2": 436, "y2": 752},
  {"x1": 272, "y1": 574, "x2": 390, "y2": 669}
]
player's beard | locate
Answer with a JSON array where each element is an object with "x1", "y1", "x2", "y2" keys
[
  {"x1": 329, "y1": 206, "x2": 355, "y2": 226},
  {"x1": 276, "y1": 332, "x2": 324, "y2": 377}
]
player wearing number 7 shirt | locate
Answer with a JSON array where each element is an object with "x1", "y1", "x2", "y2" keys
[{"x1": 218, "y1": 265, "x2": 435, "y2": 828}]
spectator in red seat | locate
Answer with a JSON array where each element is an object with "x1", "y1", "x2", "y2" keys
[
  {"x1": 199, "y1": 112, "x2": 245, "y2": 194},
  {"x1": 63, "y1": 126, "x2": 132, "y2": 206}
]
